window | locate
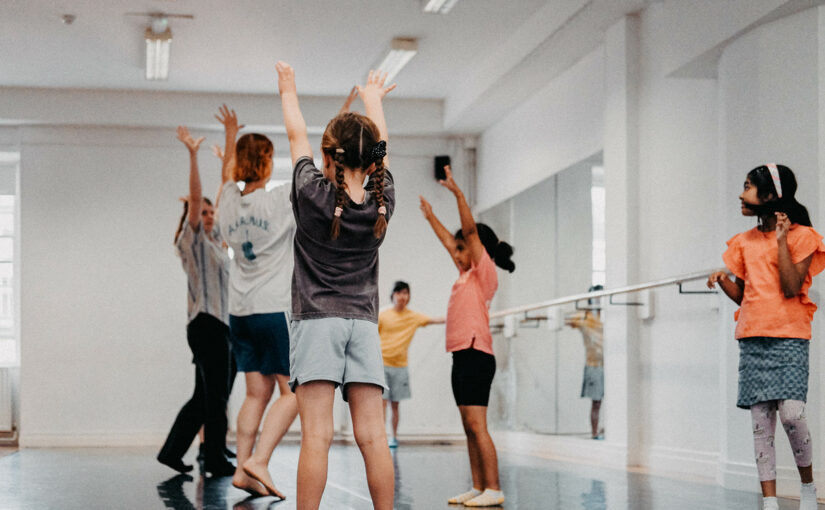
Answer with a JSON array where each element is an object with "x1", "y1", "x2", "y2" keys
[
  {"x1": 0, "y1": 152, "x2": 19, "y2": 367},
  {"x1": 591, "y1": 165, "x2": 605, "y2": 287}
]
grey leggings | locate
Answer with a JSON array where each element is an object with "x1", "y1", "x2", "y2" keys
[{"x1": 751, "y1": 400, "x2": 813, "y2": 481}]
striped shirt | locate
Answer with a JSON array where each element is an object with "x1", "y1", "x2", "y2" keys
[{"x1": 176, "y1": 221, "x2": 230, "y2": 325}]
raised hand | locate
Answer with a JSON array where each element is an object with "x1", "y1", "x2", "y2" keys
[
  {"x1": 356, "y1": 70, "x2": 397, "y2": 101},
  {"x1": 215, "y1": 104, "x2": 244, "y2": 137},
  {"x1": 707, "y1": 271, "x2": 729, "y2": 289},
  {"x1": 437, "y1": 165, "x2": 461, "y2": 195},
  {"x1": 176, "y1": 126, "x2": 205, "y2": 154},
  {"x1": 419, "y1": 195, "x2": 433, "y2": 218},
  {"x1": 211, "y1": 144, "x2": 224, "y2": 161},
  {"x1": 775, "y1": 211, "x2": 791, "y2": 242},
  {"x1": 276, "y1": 61, "x2": 297, "y2": 95},
  {"x1": 339, "y1": 86, "x2": 358, "y2": 115}
]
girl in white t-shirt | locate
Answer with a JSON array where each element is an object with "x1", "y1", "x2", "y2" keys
[{"x1": 215, "y1": 106, "x2": 297, "y2": 499}]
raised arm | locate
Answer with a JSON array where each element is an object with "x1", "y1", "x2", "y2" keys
[
  {"x1": 339, "y1": 86, "x2": 358, "y2": 115},
  {"x1": 420, "y1": 195, "x2": 460, "y2": 270},
  {"x1": 176, "y1": 126, "x2": 206, "y2": 229},
  {"x1": 439, "y1": 165, "x2": 485, "y2": 264},
  {"x1": 356, "y1": 70, "x2": 395, "y2": 168},
  {"x1": 276, "y1": 61, "x2": 313, "y2": 166},
  {"x1": 215, "y1": 105, "x2": 243, "y2": 185}
]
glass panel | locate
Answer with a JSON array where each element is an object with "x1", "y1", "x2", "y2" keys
[{"x1": 483, "y1": 152, "x2": 604, "y2": 438}]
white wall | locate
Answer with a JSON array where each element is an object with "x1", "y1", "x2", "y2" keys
[
  {"x1": 7, "y1": 92, "x2": 466, "y2": 445},
  {"x1": 476, "y1": 47, "x2": 604, "y2": 212},
  {"x1": 473, "y1": 0, "x2": 825, "y2": 497}
]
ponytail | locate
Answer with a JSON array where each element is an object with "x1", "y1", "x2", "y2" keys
[{"x1": 455, "y1": 222, "x2": 516, "y2": 273}]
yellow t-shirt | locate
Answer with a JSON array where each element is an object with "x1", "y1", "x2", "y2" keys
[
  {"x1": 378, "y1": 307, "x2": 431, "y2": 367},
  {"x1": 568, "y1": 311, "x2": 603, "y2": 367}
]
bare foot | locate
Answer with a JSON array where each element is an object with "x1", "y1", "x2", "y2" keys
[
  {"x1": 232, "y1": 472, "x2": 268, "y2": 498},
  {"x1": 242, "y1": 459, "x2": 286, "y2": 499}
]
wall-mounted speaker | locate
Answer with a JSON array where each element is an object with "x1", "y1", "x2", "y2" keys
[{"x1": 434, "y1": 155, "x2": 451, "y2": 181}]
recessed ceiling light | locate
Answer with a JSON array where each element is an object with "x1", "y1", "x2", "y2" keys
[{"x1": 422, "y1": 0, "x2": 460, "y2": 14}]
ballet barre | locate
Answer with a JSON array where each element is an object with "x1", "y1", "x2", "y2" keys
[{"x1": 490, "y1": 268, "x2": 723, "y2": 335}]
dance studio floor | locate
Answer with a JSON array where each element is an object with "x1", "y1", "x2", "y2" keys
[{"x1": 0, "y1": 442, "x2": 815, "y2": 509}]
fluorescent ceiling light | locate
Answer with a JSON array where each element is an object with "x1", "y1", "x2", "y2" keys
[
  {"x1": 145, "y1": 26, "x2": 172, "y2": 80},
  {"x1": 376, "y1": 38, "x2": 417, "y2": 83},
  {"x1": 422, "y1": 0, "x2": 460, "y2": 14}
]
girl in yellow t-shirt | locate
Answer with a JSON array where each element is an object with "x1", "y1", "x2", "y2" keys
[{"x1": 708, "y1": 164, "x2": 825, "y2": 510}]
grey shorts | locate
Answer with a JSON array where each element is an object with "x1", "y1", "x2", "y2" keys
[
  {"x1": 382, "y1": 365, "x2": 411, "y2": 401},
  {"x1": 289, "y1": 318, "x2": 388, "y2": 402},
  {"x1": 581, "y1": 365, "x2": 604, "y2": 401}
]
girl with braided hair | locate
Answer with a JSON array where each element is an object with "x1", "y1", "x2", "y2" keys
[{"x1": 277, "y1": 61, "x2": 396, "y2": 510}]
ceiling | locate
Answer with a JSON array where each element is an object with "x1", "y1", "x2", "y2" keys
[{"x1": 1, "y1": 0, "x2": 650, "y2": 132}]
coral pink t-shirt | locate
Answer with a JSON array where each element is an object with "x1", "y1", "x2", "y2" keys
[
  {"x1": 723, "y1": 225, "x2": 825, "y2": 340},
  {"x1": 445, "y1": 251, "x2": 498, "y2": 355}
]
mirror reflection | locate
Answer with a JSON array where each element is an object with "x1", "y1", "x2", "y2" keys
[{"x1": 483, "y1": 152, "x2": 605, "y2": 438}]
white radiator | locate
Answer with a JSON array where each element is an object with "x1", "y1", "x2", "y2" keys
[{"x1": 0, "y1": 367, "x2": 13, "y2": 432}]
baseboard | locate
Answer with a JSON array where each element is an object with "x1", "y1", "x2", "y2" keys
[
  {"x1": 490, "y1": 430, "x2": 629, "y2": 470},
  {"x1": 719, "y1": 459, "x2": 825, "y2": 499},
  {"x1": 337, "y1": 431, "x2": 466, "y2": 445},
  {"x1": 646, "y1": 445, "x2": 718, "y2": 482},
  {"x1": 20, "y1": 432, "x2": 169, "y2": 448}
]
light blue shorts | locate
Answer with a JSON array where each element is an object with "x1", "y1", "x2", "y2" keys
[
  {"x1": 289, "y1": 318, "x2": 388, "y2": 402},
  {"x1": 382, "y1": 365, "x2": 411, "y2": 401}
]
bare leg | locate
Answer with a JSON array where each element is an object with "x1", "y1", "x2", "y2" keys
[
  {"x1": 459, "y1": 405, "x2": 500, "y2": 491},
  {"x1": 243, "y1": 374, "x2": 297, "y2": 499},
  {"x1": 591, "y1": 400, "x2": 602, "y2": 438},
  {"x1": 349, "y1": 383, "x2": 395, "y2": 510},
  {"x1": 390, "y1": 401, "x2": 400, "y2": 439},
  {"x1": 232, "y1": 372, "x2": 274, "y2": 497},
  {"x1": 296, "y1": 381, "x2": 336, "y2": 510}
]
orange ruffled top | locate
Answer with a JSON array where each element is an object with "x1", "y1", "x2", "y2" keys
[{"x1": 723, "y1": 224, "x2": 825, "y2": 340}]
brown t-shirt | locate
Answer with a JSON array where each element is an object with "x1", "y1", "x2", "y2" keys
[{"x1": 290, "y1": 157, "x2": 395, "y2": 322}]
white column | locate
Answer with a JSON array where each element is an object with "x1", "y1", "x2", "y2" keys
[{"x1": 603, "y1": 15, "x2": 641, "y2": 466}]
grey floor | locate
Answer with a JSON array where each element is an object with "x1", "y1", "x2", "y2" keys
[{"x1": 0, "y1": 443, "x2": 814, "y2": 509}]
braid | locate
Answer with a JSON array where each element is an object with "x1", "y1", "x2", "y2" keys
[
  {"x1": 372, "y1": 159, "x2": 388, "y2": 238},
  {"x1": 174, "y1": 200, "x2": 189, "y2": 244},
  {"x1": 330, "y1": 155, "x2": 348, "y2": 239}
]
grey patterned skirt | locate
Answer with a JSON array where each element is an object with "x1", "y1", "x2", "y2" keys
[{"x1": 737, "y1": 337, "x2": 809, "y2": 409}]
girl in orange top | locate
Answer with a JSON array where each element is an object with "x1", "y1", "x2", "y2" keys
[
  {"x1": 419, "y1": 165, "x2": 515, "y2": 508},
  {"x1": 708, "y1": 164, "x2": 825, "y2": 510}
]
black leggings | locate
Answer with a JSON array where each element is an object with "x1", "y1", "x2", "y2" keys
[
  {"x1": 159, "y1": 313, "x2": 235, "y2": 464},
  {"x1": 451, "y1": 348, "x2": 496, "y2": 406}
]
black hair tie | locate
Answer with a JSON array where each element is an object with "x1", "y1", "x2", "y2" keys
[{"x1": 369, "y1": 141, "x2": 387, "y2": 163}]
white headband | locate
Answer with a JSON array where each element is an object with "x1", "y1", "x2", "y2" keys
[{"x1": 766, "y1": 163, "x2": 782, "y2": 199}]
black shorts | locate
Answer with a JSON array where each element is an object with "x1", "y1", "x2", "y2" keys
[{"x1": 451, "y1": 348, "x2": 496, "y2": 406}]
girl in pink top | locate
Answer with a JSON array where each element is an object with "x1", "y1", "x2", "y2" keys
[
  {"x1": 708, "y1": 164, "x2": 825, "y2": 510},
  {"x1": 419, "y1": 165, "x2": 515, "y2": 508}
]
